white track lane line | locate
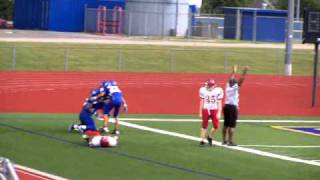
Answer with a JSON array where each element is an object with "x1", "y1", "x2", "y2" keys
[
  {"x1": 121, "y1": 118, "x2": 320, "y2": 123},
  {"x1": 239, "y1": 145, "x2": 320, "y2": 148},
  {"x1": 117, "y1": 120, "x2": 320, "y2": 167}
]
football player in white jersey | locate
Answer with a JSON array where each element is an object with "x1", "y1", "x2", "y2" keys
[
  {"x1": 83, "y1": 130, "x2": 118, "y2": 148},
  {"x1": 222, "y1": 65, "x2": 249, "y2": 146},
  {"x1": 89, "y1": 135, "x2": 118, "y2": 148},
  {"x1": 199, "y1": 79, "x2": 224, "y2": 146}
]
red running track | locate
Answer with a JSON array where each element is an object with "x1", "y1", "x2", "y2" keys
[
  {"x1": 0, "y1": 72, "x2": 319, "y2": 116},
  {"x1": 15, "y1": 165, "x2": 66, "y2": 180}
]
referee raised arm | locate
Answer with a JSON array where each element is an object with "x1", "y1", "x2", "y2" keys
[{"x1": 222, "y1": 65, "x2": 249, "y2": 146}]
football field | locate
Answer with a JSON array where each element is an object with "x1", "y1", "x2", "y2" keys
[
  {"x1": 1, "y1": 41, "x2": 319, "y2": 179},
  {"x1": 0, "y1": 113, "x2": 319, "y2": 180}
]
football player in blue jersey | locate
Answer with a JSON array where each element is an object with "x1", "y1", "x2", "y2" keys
[
  {"x1": 68, "y1": 88, "x2": 108, "y2": 134},
  {"x1": 100, "y1": 80, "x2": 128, "y2": 135}
]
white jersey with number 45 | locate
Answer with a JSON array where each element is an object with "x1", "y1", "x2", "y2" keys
[{"x1": 199, "y1": 86, "x2": 224, "y2": 110}]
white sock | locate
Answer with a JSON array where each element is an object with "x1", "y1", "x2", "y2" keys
[{"x1": 78, "y1": 125, "x2": 87, "y2": 130}]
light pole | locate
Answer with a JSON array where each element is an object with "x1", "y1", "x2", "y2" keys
[{"x1": 285, "y1": 0, "x2": 294, "y2": 76}]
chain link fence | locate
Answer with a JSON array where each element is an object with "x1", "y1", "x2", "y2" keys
[
  {"x1": 0, "y1": 46, "x2": 315, "y2": 75},
  {"x1": 84, "y1": 7, "x2": 303, "y2": 42}
]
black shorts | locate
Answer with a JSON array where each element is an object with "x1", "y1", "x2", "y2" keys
[{"x1": 223, "y1": 104, "x2": 238, "y2": 128}]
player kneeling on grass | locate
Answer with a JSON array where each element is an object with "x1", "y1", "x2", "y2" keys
[
  {"x1": 199, "y1": 79, "x2": 223, "y2": 146},
  {"x1": 99, "y1": 80, "x2": 128, "y2": 135},
  {"x1": 84, "y1": 130, "x2": 118, "y2": 148},
  {"x1": 69, "y1": 89, "x2": 106, "y2": 133}
]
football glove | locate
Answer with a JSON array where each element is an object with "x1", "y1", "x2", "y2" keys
[{"x1": 123, "y1": 104, "x2": 128, "y2": 112}]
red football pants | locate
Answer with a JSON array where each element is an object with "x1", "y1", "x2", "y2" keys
[{"x1": 201, "y1": 109, "x2": 220, "y2": 129}]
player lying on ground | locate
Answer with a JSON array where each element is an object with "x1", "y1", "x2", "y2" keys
[
  {"x1": 83, "y1": 130, "x2": 118, "y2": 148},
  {"x1": 99, "y1": 80, "x2": 128, "y2": 135}
]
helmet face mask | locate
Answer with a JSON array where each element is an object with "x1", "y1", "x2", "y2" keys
[
  {"x1": 110, "y1": 80, "x2": 117, "y2": 86},
  {"x1": 102, "y1": 80, "x2": 117, "y2": 89},
  {"x1": 102, "y1": 80, "x2": 111, "y2": 89}
]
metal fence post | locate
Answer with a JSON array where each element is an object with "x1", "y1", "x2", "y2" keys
[
  {"x1": 187, "y1": 10, "x2": 192, "y2": 38},
  {"x1": 64, "y1": 48, "x2": 69, "y2": 72},
  {"x1": 224, "y1": 51, "x2": 229, "y2": 73},
  {"x1": 84, "y1": 4, "x2": 87, "y2": 32},
  {"x1": 277, "y1": 49, "x2": 282, "y2": 74},
  {"x1": 144, "y1": 13, "x2": 148, "y2": 36},
  {"x1": 170, "y1": 49, "x2": 176, "y2": 72},
  {"x1": 253, "y1": 10, "x2": 257, "y2": 42},
  {"x1": 207, "y1": 24, "x2": 211, "y2": 38},
  {"x1": 12, "y1": 47, "x2": 16, "y2": 71},
  {"x1": 161, "y1": 6, "x2": 165, "y2": 38},
  {"x1": 128, "y1": 12, "x2": 132, "y2": 36},
  {"x1": 118, "y1": 49, "x2": 123, "y2": 71},
  {"x1": 236, "y1": 9, "x2": 242, "y2": 40}
]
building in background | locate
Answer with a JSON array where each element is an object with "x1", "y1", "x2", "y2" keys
[
  {"x1": 223, "y1": 7, "x2": 287, "y2": 42},
  {"x1": 223, "y1": 7, "x2": 302, "y2": 42},
  {"x1": 193, "y1": 15, "x2": 224, "y2": 39},
  {"x1": 14, "y1": 0, "x2": 125, "y2": 32},
  {"x1": 124, "y1": 0, "x2": 190, "y2": 37},
  {"x1": 13, "y1": 1, "x2": 302, "y2": 41}
]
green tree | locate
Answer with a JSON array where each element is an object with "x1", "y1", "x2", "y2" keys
[
  {"x1": 0, "y1": 0, "x2": 13, "y2": 20},
  {"x1": 274, "y1": 0, "x2": 320, "y2": 16},
  {"x1": 201, "y1": 0, "x2": 251, "y2": 14}
]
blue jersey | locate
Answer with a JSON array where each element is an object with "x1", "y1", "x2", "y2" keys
[
  {"x1": 100, "y1": 80, "x2": 124, "y2": 117},
  {"x1": 102, "y1": 85, "x2": 123, "y2": 103},
  {"x1": 82, "y1": 89, "x2": 103, "y2": 114}
]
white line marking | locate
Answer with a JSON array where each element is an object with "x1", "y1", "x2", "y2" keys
[
  {"x1": 311, "y1": 160, "x2": 320, "y2": 162},
  {"x1": 239, "y1": 145, "x2": 320, "y2": 148},
  {"x1": 118, "y1": 120, "x2": 320, "y2": 167},
  {"x1": 121, "y1": 118, "x2": 320, "y2": 123},
  {"x1": 15, "y1": 164, "x2": 68, "y2": 180}
]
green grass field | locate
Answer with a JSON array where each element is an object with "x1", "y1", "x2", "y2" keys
[
  {"x1": 0, "y1": 40, "x2": 319, "y2": 179},
  {"x1": 1, "y1": 113, "x2": 319, "y2": 180},
  {"x1": 0, "y1": 42, "x2": 315, "y2": 75}
]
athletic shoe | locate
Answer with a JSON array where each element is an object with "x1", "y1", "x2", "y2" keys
[
  {"x1": 199, "y1": 141, "x2": 205, "y2": 147},
  {"x1": 68, "y1": 124, "x2": 75, "y2": 133},
  {"x1": 82, "y1": 134, "x2": 89, "y2": 140},
  {"x1": 222, "y1": 141, "x2": 228, "y2": 145},
  {"x1": 99, "y1": 127, "x2": 109, "y2": 134},
  {"x1": 112, "y1": 129, "x2": 120, "y2": 135},
  {"x1": 228, "y1": 142, "x2": 237, "y2": 146},
  {"x1": 207, "y1": 137, "x2": 213, "y2": 146}
]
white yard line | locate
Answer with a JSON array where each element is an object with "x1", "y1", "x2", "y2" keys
[
  {"x1": 239, "y1": 145, "x2": 320, "y2": 148},
  {"x1": 121, "y1": 118, "x2": 320, "y2": 123},
  {"x1": 15, "y1": 164, "x2": 68, "y2": 180},
  {"x1": 118, "y1": 120, "x2": 320, "y2": 167}
]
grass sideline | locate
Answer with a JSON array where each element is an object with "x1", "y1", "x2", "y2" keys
[
  {"x1": 0, "y1": 113, "x2": 319, "y2": 180},
  {"x1": 0, "y1": 42, "x2": 314, "y2": 75}
]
